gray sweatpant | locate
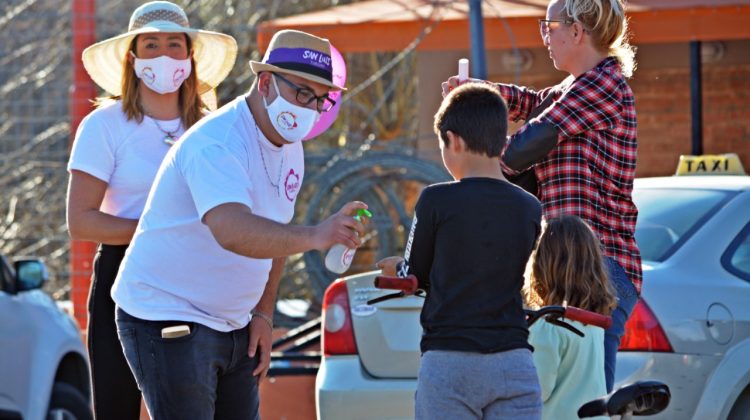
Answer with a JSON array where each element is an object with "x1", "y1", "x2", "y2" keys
[{"x1": 416, "y1": 348, "x2": 542, "y2": 420}]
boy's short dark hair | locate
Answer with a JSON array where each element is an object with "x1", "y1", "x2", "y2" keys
[{"x1": 433, "y1": 83, "x2": 509, "y2": 158}]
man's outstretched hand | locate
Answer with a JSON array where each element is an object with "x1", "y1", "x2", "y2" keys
[{"x1": 312, "y1": 201, "x2": 369, "y2": 251}]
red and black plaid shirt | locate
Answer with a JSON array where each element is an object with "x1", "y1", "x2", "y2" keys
[{"x1": 498, "y1": 57, "x2": 642, "y2": 293}]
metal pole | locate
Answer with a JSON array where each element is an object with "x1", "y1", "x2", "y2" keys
[
  {"x1": 70, "y1": 0, "x2": 98, "y2": 331},
  {"x1": 468, "y1": 0, "x2": 487, "y2": 79},
  {"x1": 689, "y1": 41, "x2": 703, "y2": 155}
]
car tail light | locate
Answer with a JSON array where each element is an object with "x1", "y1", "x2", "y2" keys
[
  {"x1": 322, "y1": 279, "x2": 357, "y2": 356},
  {"x1": 619, "y1": 299, "x2": 673, "y2": 352}
]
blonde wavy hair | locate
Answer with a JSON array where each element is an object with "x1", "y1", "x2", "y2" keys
[
  {"x1": 95, "y1": 34, "x2": 206, "y2": 129},
  {"x1": 561, "y1": 0, "x2": 637, "y2": 77},
  {"x1": 524, "y1": 215, "x2": 617, "y2": 316}
]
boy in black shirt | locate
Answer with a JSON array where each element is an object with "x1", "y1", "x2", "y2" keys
[{"x1": 377, "y1": 83, "x2": 543, "y2": 419}]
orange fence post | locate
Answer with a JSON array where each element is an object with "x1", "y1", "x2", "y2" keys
[{"x1": 70, "y1": 0, "x2": 98, "y2": 331}]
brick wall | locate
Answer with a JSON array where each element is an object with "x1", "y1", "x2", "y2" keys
[
  {"x1": 417, "y1": 42, "x2": 750, "y2": 178},
  {"x1": 499, "y1": 63, "x2": 750, "y2": 178},
  {"x1": 632, "y1": 64, "x2": 750, "y2": 177}
]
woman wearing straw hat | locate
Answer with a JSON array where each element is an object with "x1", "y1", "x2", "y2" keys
[
  {"x1": 109, "y1": 29, "x2": 367, "y2": 419},
  {"x1": 66, "y1": 2, "x2": 236, "y2": 418}
]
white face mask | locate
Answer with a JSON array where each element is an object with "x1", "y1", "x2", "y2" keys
[
  {"x1": 263, "y1": 76, "x2": 320, "y2": 144},
  {"x1": 132, "y1": 53, "x2": 192, "y2": 95}
]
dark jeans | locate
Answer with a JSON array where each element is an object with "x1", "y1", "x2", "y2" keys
[
  {"x1": 115, "y1": 308, "x2": 260, "y2": 420},
  {"x1": 87, "y1": 244, "x2": 141, "y2": 420},
  {"x1": 603, "y1": 257, "x2": 638, "y2": 392}
]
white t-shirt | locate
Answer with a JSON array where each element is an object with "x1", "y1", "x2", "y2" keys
[
  {"x1": 112, "y1": 96, "x2": 304, "y2": 332},
  {"x1": 67, "y1": 100, "x2": 184, "y2": 219}
]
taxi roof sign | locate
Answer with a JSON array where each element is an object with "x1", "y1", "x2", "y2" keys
[{"x1": 675, "y1": 153, "x2": 746, "y2": 176}]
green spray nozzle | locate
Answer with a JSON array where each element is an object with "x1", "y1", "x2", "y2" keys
[{"x1": 354, "y1": 208, "x2": 373, "y2": 221}]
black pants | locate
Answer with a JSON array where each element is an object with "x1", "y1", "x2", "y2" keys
[
  {"x1": 116, "y1": 309, "x2": 261, "y2": 419},
  {"x1": 87, "y1": 244, "x2": 141, "y2": 419}
]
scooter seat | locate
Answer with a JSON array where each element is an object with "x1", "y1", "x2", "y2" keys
[{"x1": 578, "y1": 380, "x2": 671, "y2": 418}]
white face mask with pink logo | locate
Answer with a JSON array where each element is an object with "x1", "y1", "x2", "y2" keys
[
  {"x1": 132, "y1": 54, "x2": 192, "y2": 95},
  {"x1": 263, "y1": 76, "x2": 320, "y2": 144}
]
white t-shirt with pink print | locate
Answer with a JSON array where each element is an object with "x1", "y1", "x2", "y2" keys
[{"x1": 112, "y1": 96, "x2": 304, "y2": 332}]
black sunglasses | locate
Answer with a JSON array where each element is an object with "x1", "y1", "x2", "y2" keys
[
  {"x1": 538, "y1": 18, "x2": 575, "y2": 37},
  {"x1": 272, "y1": 73, "x2": 336, "y2": 112}
]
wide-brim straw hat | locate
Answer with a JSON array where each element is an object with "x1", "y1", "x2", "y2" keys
[
  {"x1": 250, "y1": 30, "x2": 345, "y2": 91},
  {"x1": 82, "y1": 1, "x2": 237, "y2": 100}
]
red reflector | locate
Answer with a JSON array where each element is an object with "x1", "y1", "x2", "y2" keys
[
  {"x1": 322, "y1": 279, "x2": 357, "y2": 356},
  {"x1": 619, "y1": 299, "x2": 673, "y2": 352}
]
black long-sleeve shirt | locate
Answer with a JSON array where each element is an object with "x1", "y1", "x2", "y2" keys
[{"x1": 402, "y1": 177, "x2": 542, "y2": 354}]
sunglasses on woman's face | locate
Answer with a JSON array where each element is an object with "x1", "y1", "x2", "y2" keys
[{"x1": 538, "y1": 18, "x2": 574, "y2": 38}]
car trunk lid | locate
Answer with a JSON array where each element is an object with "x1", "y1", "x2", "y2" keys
[{"x1": 346, "y1": 272, "x2": 422, "y2": 378}]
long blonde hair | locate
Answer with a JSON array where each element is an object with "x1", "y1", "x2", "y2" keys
[
  {"x1": 525, "y1": 216, "x2": 617, "y2": 316},
  {"x1": 562, "y1": 0, "x2": 636, "y2": 77},
  {"x1": 95, "y1": 34, "x2": 205, "y2": 129}
]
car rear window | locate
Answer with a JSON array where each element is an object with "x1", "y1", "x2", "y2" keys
[
  {"x1": 722, "y1": 222, "x2": 750, "y2": 281},
  {"x1": 633, "y1": 188, "x2": 732, "y2": 262}
]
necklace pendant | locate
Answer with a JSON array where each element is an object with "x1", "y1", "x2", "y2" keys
[{"x1": 163, "y1": 135, "x2": 177, "y2": 146}]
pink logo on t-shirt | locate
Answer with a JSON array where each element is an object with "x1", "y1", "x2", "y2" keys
[{"x1": 284, "y1": 169, "x2": 300, "y2": 201}]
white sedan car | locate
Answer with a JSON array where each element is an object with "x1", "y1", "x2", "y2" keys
[
  {"x1": 316, "y1": 155, "x2": 750, "y2": 420},
  {"x1": 0, "y1": 256, "x2": 92, "y2": 420}
]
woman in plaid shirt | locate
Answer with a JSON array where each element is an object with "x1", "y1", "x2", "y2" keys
[{"x1": 443, "y1": 0, "x2": 640, "y2": 393}]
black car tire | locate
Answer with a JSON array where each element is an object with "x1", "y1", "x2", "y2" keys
[
  {"x1": 729, "y1": 387, "x2": 750, "y2": 420},
  {"x1": 47, "y1": 382, "x2": 93, "y2": 420}
]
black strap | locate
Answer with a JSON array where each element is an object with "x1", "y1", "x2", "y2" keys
[{"x1": 505, "y1": 86, "x2": 562, "y2": 196}]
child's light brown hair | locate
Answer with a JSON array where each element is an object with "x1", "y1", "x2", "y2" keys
[{"x1": 525, "y1": 215, "x2": 617, "y2": 315}]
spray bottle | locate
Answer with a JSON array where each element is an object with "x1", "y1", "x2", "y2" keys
[{"x1": 324, "y1": 208, "x2": 373, "y2": 274}]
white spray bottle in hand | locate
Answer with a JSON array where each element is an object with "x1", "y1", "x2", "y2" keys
[{"x1": 324, "y1": 208, "x2": 373, "y2": 274}]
